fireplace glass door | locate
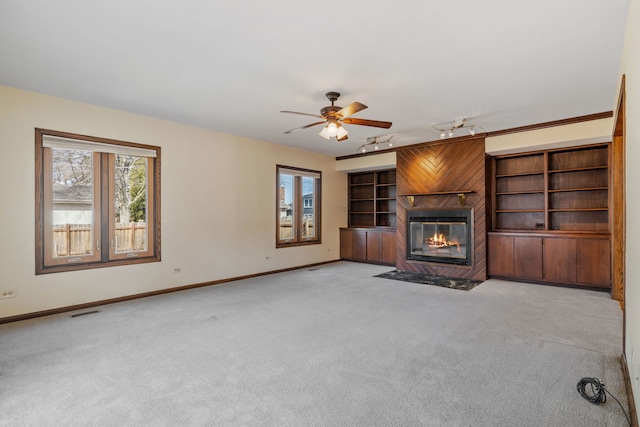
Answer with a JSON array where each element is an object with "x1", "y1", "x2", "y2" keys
[{"x1": 407, "y1": 210, "x2": 471, "y2": 265}]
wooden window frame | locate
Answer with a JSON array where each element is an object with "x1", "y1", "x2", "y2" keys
[
  {"x1": 42, "y1": 150, "x2": 102, "y2": 266},
  {"x1": 276, "y1": 165, "x2": 321, "y2": 248},
  {"x1": 35, "y1": 129, "x2": 161, "y2": 274},
  {"x1": 108, "y1": 155, "x2": 155, "y2": 260}
]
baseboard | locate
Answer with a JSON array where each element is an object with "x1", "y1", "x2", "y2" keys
[
  {"x1": 0, "y1": 259, "x2": 341, "y2": 324},
  {"x1": 622, "y1": 352, "x2": 639, "y2": 427}
]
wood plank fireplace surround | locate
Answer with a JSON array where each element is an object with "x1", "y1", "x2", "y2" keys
[
  {"x1": 396, "y1": 136, "x2": 488, "y2": 281},
  {"x1": 340, "y1": 135, "x2": 612, "y2": 290},
  {"x1": 341, "y1": 135, "x2": 489, "y2": 281}
]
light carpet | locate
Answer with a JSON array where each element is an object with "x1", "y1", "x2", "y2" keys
[{"x1": 0, "y1": 261, "x2": 628, "y2": 426}]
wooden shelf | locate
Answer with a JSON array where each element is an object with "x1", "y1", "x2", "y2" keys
[
  {"x1": 548, "y1": 187, "x2": 607, "y2": 193},
  {"x1": 495, "y1": 172, "x2": 544, "y2": 178},
  {"x1": 496, "y1": 190, "x2": 545, "y2": 195},
  {"x1": 549, "y1": 208, "x2": 608, "y2": 212},
  {"x1": 548, "y1": 166, "x2": 607, "y2": 174},
  {"x1": 348, "y1": 169, "x2": 396, "y2": 228},
  {"x1": 496, "y1": 209, "x2": 545, "y2": 213},
  {"x1": 492, "y1": 143, "x2": 609, "y2": 232},
  {"x1": 400, "y1": 190, "x2": 474, "y2": 196}
]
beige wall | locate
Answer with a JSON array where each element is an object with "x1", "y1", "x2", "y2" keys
[
  {"x1": 485, "y1": 118, "x2": 612, "y2": 155},
  {"x1": 336, "y1": 151, "x2": 396, "y2": 172},
  {"x1": 620, "y1": 0, "x2": 640, "y2": 412},
  {"x1": 0, "y1": 85, "x2": 347, "y2": 318}
]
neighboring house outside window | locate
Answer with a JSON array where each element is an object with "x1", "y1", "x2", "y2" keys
[
  {"x1": 303, "y1": 195, "x2": 313, "y2": 208},
  {"x1": 52, "y1": 184, "x2": 93, "y2": 224},
  {"x1": 276, "y1": 165, "x2": 321, "y2": 247},
  {"x1": 35, "y1": 129, "x2": 161, "y2": 274}
]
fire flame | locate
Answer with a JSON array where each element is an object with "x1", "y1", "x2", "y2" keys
[{"x1": 425, "y1": 232, "x2": 461, "y2": 253}]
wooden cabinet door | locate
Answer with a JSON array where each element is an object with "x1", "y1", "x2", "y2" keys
[
  {"x1": 351, "y1": 230, "x2": 367, "y2": 261},
  {"x1": 488, "y1": 235, "x2": 514, "y2": 277},
  {"x1": 577, "y1": 239, "x2": 611, "y2": 288},
  {"x1": 341, "y1": 228, "x2": 395, "y2": 265},
  {"x1": 366, "y1": 231, "x2": 382, "y2": 263},
  {"x1": 381, "y1": 230, "x2": 397, "y2": 266},
  {"x1": 514, "y1": 237, "x2": 543, "y2": 280},
  {"x1": 340, "y1": 229, "x2": 367, "y2": 262},
  {"x1": 339, "y1": 228, "x2": 353, "y2": 260},
  {"x1": 543, "y1": 238, "x2": 577, "y2": 284}
]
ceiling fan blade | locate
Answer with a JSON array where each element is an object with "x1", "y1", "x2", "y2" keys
[
  {"x1": 284, "y1": 121, "x2": 326, "y2": 134},
  {"x1": 280, "y1": 110, "x2": 324, "y2": 119},
  {"x1": 337, "y1": 134, "x2": 349, "y2": 142},
  {"x1": 342, "y1": 117, "x2": 392, "y2": 129},
  {"x1": 336, "y1": 102, "x2": 367, "y2": 118}
]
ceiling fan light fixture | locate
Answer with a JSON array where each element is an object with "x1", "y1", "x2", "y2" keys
[
  {"x1": 336, "y1": 125, "x2": 348, "y2": 139},
  {"x1": 469, "y1": 125, "x2": 476, "y2": 136},
  {"x1": 281, "y1": 91, "x2": 392, "y2": 141},
  {"x1": 326, "y1": 122, "x2": 339, "y2": 137},
  {"x1": 318, "y1": 126, "x2": 331, "y2": 139},
  {"x1": 440, "y1": 131, "x2": 446, "y2": 139},
  {"x1": 449, "y1": 129, "x2": 455, "y2": 138}
]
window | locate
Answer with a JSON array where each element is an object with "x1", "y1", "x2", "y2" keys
[
  {"x1": 35, "y1": 129, "x2": 161, "y2": 274},
  {"x1": 276, "y1": 165, "x2": 321, "y2": 247}
]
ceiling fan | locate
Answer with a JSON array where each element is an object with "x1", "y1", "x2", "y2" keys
[{"x1": 281, "y1": 92, "x2": 392, "y2": 141}]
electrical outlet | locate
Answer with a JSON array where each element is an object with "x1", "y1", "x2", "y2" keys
[
  {"x1": 0, "y1": 289, "x2": 16, "y2": 299},
  {"x1": 173, "y1": 267, "x2": 181, "y2": 273},
  {"x1": 264, "y1": 256, "x2": 270, "y2": 261}
]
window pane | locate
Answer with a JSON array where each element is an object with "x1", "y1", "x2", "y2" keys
[
  {"x1": 114, "y1": 155, "x2": 148, "y2": 253},
  {"x1": 275, "y1": 165, "x2": 320, "y2": 248},
  {"x1": 37, "y1": 129, "x2": 160, "y2": 274},
  {"x1": 302, "y1": 176, "x2": 315, "y2": 239},
  {"x1": 279, "y1": 173, "x2": 294, "y2": 240},
  {"x1": 51, "y1": 148, "x2": 96, "y2": 259}
]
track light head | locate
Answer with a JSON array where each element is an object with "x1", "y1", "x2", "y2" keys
[
  {"x1": 357, "y1": 135, "x2": 394, "y2": 154},
  {"x1": 434, "y1": 118, "x2": 479, "y2": 140}
]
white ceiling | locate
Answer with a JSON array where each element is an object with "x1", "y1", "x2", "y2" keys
[{"x1": 0, "y1": 1, "x2": 630, "y2": 157}]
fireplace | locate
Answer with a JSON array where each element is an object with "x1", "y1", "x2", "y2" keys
[{"x1": 406, "y1": 209, "x2": 472, "y2": 265}]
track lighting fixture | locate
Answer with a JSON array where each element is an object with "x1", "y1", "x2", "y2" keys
[
  {"x1": 357, "y1": 136, "x2": 393, "y2": 153},
  {"x1": 434, "y1": 118, "x2": 479, "y2": 139}
]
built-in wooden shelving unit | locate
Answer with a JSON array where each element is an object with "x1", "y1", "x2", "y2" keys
[
  {"x1": 492, "y1": 144, "x2": 609, "y2": 232},
  {"x1": 489, "y1": 143, "x2": 611, "y2": 289},
  {"x1": 348, "y1": 169, "x2": 396, "y2": 228}
]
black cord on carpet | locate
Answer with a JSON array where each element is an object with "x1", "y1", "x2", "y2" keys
[{"x1": 576, "y1": 377, "x2": 631, "y2": 426}]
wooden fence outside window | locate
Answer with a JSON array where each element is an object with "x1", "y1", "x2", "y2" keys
[{"x1": 52, "y1": 222, "x2": 147, "y2": 257}]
